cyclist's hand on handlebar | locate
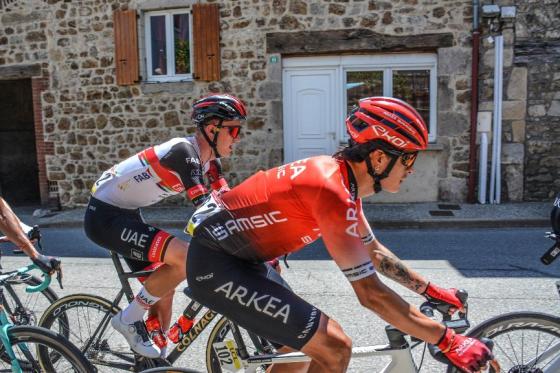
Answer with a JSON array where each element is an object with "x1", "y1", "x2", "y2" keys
[
  {"x1": 423, "y1": 282, "x2": 465, "y2": 315},
  {"x1": 32, "y1": 254, "x2": 61, "y2": 275},
  {"x1": 32, "y1": 254, "x2": 63, "y2": 288},
  {"x1": 438, "y1": 328, "x2": 494, "y2": 373}
]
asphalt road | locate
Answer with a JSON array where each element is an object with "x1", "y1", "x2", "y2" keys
[{"x1": 1, "y1": 227, "x2": 558, "y2": 372}]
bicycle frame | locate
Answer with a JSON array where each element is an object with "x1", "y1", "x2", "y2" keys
[
  {"x1": 211, "y1": 302, "x2": 470, "y2": 373},
  {"x1": 85, "y1": 253, "x2": 221, "y2": 369},
  {"x1": 223, "y1": 345, "x2": 419, "y2": 373},
  {"x1": 0, "y1": 264, "x2": 49, "y2": 373}
]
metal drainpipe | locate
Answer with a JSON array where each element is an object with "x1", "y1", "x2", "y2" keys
[{"x1": 467, "y1": 0, "x2": 481, "y2": 203}]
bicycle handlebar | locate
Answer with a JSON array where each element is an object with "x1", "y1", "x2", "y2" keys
[
  {"x1": 419, "y1": 291, "x2": 497, "y2": 370},
  {"x1": 0, "y1": 264, "x2": 52, "y2": 293},
  {"x1": 24, "y1": 264, "x2": 53, "y2": 293}
]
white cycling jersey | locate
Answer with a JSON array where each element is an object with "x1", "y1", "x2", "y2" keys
[{"x1": 91, "y1": 136, "x2": 226, "y2": 209}]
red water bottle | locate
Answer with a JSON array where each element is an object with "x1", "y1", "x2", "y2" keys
[
  {"x1": 145, "y1": 315, "x2": 167, "y2": 349},
  {"x1": 168, "y1": 315, "x2": 194, "y2": 343},
  {"x1": 167, "y1": 300, "x2": 203, "y2": 343}
]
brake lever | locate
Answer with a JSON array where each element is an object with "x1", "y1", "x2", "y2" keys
[
  {"x1": 55, "y1": 267, "x2": 64, "y2": 289},
  {"x1": 541, "y1": 242, "x2": 560, "y2": 265}
]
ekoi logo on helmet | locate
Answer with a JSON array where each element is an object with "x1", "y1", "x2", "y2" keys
[{"x1": 370, "y1": 124, "x2": 410, "y2": 149}]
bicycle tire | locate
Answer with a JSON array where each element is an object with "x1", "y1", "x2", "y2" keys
[
  {"x1": 206, "y1": 316, "x2": 276, "y2": 373},
  {"x1": 3, "y1": 273, "x2": 61, "y2": 327},
  {"x1": 446, "y1": 311, "x2": 560, "y2": 373},
  {"x1": 139, "y1": 368, "x2": 203, "y2": 373},
  {"x1": 38, "y1": 293, "x2": 132, "y2": 372},
  {"x1": 0, "y1": 324, "x2": 94, "y2": 372}
]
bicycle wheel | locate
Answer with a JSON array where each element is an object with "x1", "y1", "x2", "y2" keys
[
  {"x1": 0, "y1": 325, "x2": 94, "y2": 372},
  {"x1": 206, "y1": 316, "x2": 276, "y2": 373},
  {"x1": 38, "y1": 293, "x2": 138, "y2": 372},
  {"x1": 2, "y1": 273, "x2": 60, "y2": 327},
  {"x1": 139, "y1": 368, "x2": 203, "y2": 373},
  {"x1": 446, "y1": 312, "x2": 560, "y2": 373}
]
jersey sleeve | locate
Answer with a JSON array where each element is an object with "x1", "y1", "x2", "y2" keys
[
  {"x1": 159, "y1": 142, "x2": 209, "y2": 206},
  {"x1": 206, "y1": 159, "x2": 229, "y2": 192},
  {"x1": 312, "y1": 179, "x2": 375, "y2": 282}
]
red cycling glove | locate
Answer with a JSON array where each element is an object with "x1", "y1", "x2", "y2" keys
[
  {"x1": 423, "y1": 282, "x2": 464, "y2": 312},
  {"x1": 438, "y1": 328, "x2": 493, "y2": 373}
]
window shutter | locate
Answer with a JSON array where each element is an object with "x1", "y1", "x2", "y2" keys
[
  {"x1": 193, "y1": 3, "x2": 220, "y2": 81},
  {"x1": 114, "y1": 9, "x2": 139, "y2": 85}
]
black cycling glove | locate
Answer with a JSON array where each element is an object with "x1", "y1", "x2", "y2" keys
[{"x1": 32, "y1": 254, "x2": 61, "y2": 275}]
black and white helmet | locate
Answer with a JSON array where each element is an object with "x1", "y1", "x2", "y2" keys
[{"x1": 191, "y1": 94, "x2": 247, "y2": 126}]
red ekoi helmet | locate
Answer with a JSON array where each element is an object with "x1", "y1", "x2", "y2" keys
[
  {"x1": 346, "y1": 97, "x2": 428, "y2": 152},
  {"x1": 192, "y1": 94, "x2": 247, "y2": 126}
]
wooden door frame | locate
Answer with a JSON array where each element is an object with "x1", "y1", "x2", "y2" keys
[{"x1": 0, "y1": 64, "x2": 51, "y2": 206}]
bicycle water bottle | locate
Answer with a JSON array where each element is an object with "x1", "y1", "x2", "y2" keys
[
  {"x1": 167, "y1": 300, "x2": 203, "y2": 343},
  {"x1": 145, "y1": 315, "x2": 168, "y2": 349}
]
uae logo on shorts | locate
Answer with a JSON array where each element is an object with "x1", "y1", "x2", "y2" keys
[{"x1": 131, "y1": 249, "x2": 143, "y2": 260}]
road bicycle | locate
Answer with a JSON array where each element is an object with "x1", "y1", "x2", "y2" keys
[
  {"x1": 37, "y1": 252, "x2": 239, "y2": 372},
  {"x1": 0, "y1": 263, "x2": 94, "y2": 372},
  {"x1": 446, "y1": 230, "x2": 560, "y2": 373},
  {"x1": 0, "y1": 228, "x2": 64, "y2": 331},
  {"x1": 136, "y1": 291, "x2": 480, "y2": 373}
]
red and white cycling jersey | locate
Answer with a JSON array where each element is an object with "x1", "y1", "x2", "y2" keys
[
  {"x1": 92, "y1": 136, "x2": 226, "y2": 209},
  {"x1": 193, "y1": 155, "x2": 376, "y2": 281}
]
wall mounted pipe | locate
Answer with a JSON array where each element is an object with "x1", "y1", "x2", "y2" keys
[
  {"x1": 478, "y1": 131, "x2": 488, "y2": 203},
  {"x1": 467, "y1": 0, "x2": 481, "y2": 203},
  {"x1": 489, "y1": 35, "x2": 504, "y2": 204}
]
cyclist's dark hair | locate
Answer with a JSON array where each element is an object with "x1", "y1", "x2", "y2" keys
[{"x1": 335, "y1": 139, "x2": 395, "y2": 162}]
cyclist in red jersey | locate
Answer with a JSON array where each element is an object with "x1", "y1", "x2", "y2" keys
[
  {"x1": 186, "y1": 97, "x2": 494, "y2": 373},
  {"x1": 84, "y1": 94, "x2": 248, "y2": 358}
]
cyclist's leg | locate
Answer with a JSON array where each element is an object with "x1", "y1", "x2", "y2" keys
[
  {"x1": 84, "y1": 198, "x2": 180, "y2": 357},
  {"x1": 187, "y1": 239, "x2": 351, "y2": 373},
  {"x1": 126, "y1": 260, "x2": 174, "y2": 330},
  {"x1": 141, "y1": 237, "x2": 188, "y2": 299}
]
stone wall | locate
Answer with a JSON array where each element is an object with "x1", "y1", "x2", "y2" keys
[
  {"x1": 514, "y1": 0, "x2": 560, "y2": 200},
  {"x1": 475, "y1": 0, "x2": 559, "y2": 202},
  {"x1": 0, "y1": 0, "x2": 495, "y2": 206}
]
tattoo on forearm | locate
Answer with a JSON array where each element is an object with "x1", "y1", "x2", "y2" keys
[{"x1": 379, "y1": 254, "x2": 424, "y2": 292}]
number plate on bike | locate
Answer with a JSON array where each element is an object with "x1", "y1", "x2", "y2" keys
[{"x1": 213, "y1": 340, "x2": 242, "y2": 372}]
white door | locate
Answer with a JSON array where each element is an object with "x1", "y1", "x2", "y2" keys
[{"x1": 283, "y1": 68, "x2": 339, "y2": 162}]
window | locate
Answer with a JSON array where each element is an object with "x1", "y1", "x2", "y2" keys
[
  {"x1": 144, "y1": 9, "x2": 193, "y2": 82},
  {"x1": 343, "y1": 54, "x2": 437, "y2": 142}
]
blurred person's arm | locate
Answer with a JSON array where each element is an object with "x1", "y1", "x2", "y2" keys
[{"x1": 0, "y1": 197, "x2": 40, "y2": 259}]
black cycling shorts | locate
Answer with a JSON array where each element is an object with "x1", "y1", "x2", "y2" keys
[
  {"x1": 186, "y1": 237, "x2": 322, "y2": 350},
  {"x1": 84, "y1": 197, "x2": 176, "y2": 272}
]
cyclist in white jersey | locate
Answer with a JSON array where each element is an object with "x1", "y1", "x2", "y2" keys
[{"x1": 84, "y1": 94, "x2": 247, "y2": 358}]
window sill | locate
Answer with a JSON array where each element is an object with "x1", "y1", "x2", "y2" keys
[
  {"x1": 140, "y1": 80, "x2": 195, "y2": 94},
  {"x1": 426, "y1": 142, "x2": 444, "y2": 151}
]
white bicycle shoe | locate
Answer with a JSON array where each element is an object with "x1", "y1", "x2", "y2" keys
[{"x1": 111, "y1": 311, "x2": 161, "y2": 359}]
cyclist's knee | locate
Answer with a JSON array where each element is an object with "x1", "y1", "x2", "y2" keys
[
  {"x1": 303, "y1": 317, "x2": 351, "y2": 371},
  {"x1": 163, "y1": 238, "x2": 189, "y2": 270}
]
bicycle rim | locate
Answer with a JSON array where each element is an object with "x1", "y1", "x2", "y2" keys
[
  {"x1": 0, "y1": 325, "x2": 93, "y2": 372},
  {"x1": 446, "y1": 312, "x2": 560, "y2": 373},
  {"x1": 206, "y1": 316, "x2": 275, "y2": 373},
  {"x1": 139, "y1": 368, "x2": 202, "y2": 373},
  {"x1": 38, "y1": 293, "x2": 140, "y2": 372}
]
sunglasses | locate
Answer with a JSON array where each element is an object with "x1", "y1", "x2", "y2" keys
[
  {"x1": 400, "y1": 152, "x2": 418, "y2": 169},
  {"x1": 222, "y1": 126, "x2": 242, "y2": 139}
]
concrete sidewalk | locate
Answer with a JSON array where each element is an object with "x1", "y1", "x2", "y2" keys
[{"x1": 13, "y1": 201, "x2": 552, "y2": 230}]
